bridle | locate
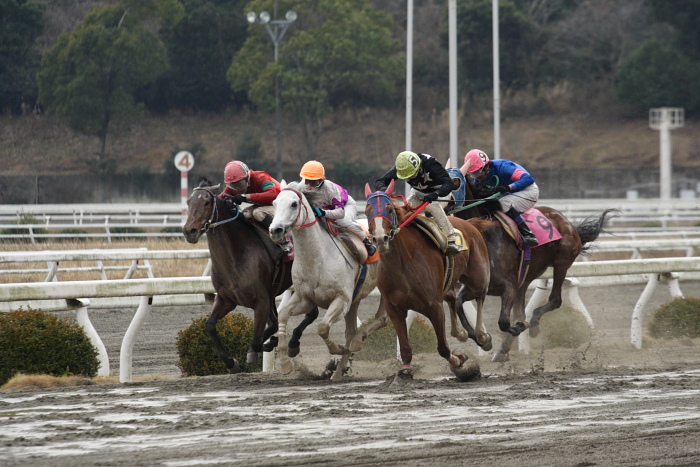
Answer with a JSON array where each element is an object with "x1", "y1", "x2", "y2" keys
[
  {"x1": 366, "y1": 191, "x2": 399, "y2": 240},
  {"x1": 281, "y1": 187, "x2": 318, "y2": 230},
  {"x1": 191, "y1": 186, "x2": 240, "y2": 233}
]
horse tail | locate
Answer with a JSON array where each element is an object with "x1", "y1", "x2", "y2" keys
[{"x1": 577, "y1": 208, "x2": 619, "y2": 254}]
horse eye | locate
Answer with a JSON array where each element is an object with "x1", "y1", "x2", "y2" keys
[{"x1": 292, "y1": 202, "x2": 297, "y2": 208}]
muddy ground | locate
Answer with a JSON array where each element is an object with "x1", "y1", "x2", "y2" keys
[{"x1": 2, "y1": 281, "x2": 700, "y2": 466}]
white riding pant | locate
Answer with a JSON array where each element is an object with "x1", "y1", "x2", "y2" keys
[
  {"x1": 498, "y1": 183, "x2": 539, "y2": 213},
  {"x1": 243, "y1": 205, "x2": 275, "y2": 222},
  {"x1": 334, "y1": 199, "x2": 367, "y2": 239},
  {"x1": 407, "y1": 188, "x2": 457, "y2": 240}
]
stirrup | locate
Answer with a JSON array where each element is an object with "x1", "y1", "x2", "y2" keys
[
  {"x1": 279, "y1": 242, "x2": 292, "y2": 253},
  {"x1": 363, "y1": 239, "x2": 377, "y2": 256}
]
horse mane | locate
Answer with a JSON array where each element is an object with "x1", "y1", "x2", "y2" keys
[{"x1": 197, "y1": 176, "x2": 221, "y2": 193}]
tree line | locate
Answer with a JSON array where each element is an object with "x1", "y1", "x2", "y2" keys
[{"x1": 2, "y1": 0, "x2": 699, "y2": 172}]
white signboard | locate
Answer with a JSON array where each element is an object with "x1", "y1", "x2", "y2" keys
[{"x1": 174, "y1": 151, "x2": 194, "y2": 172}]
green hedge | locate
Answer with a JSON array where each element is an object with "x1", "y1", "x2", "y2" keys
[
  {"x1": 0, "y1": 308, "x2": 99, "y2": 386},
  {"x1": 649, "y1": 297, "x2": 700, "y2": 339},
  {"x1": 176, "y1": 313, "x2": 261, "y2": 376}
]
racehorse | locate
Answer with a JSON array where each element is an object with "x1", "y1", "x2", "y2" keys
[
  {"x1": 269, "y1": 182, "x2": 388, "y2": 381},
  {"x1": 182, "y1": 178, "x2": 318, "y2": 372},
  {"x1": 449, "y1": 178, "x2": 616, "y2": 361},
  {"x1": 364, "y1": 180, "x2": 492, "y2": 377}
]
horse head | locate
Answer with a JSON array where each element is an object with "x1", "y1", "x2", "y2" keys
[
  {"x1": 364, "y1": 180, "x2": 403, "y2": 253},
  {"x1": 270, "y1": 182, "x2": 317, "y2": 244},
  {"x1": 182, "y1": 178, "x2": 238, "y2": 243}
]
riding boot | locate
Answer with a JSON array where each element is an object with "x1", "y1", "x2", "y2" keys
[
  {"x1": 363, "y1": 237, "x2": 377, "y2": 256},
  {"x1": 506, "y1": 208, "x2": 538, "y2": 247},
  {"x1": 445, "y1": 233, "x2": 461, "y2": 255}
]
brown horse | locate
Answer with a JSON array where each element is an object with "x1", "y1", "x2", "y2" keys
[
  {"x1": 450, "y1": 180, "x2": 616, "y2": 361},
  {"x1": 364, "y1": 181, "x2": 491, "y2": 377},
  {"x1": 182, "y1": 178, "x2": 318, "y2": 372}
]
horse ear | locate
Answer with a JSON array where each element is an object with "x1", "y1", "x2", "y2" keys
[
  {"x1": 365, "y1": 183, "x2": 372, "y2": 198},
  {"x1": 280, "y1": 179, "x2": 287, "y2": 189},
  {"x1": 212, "y1": 183, "x2": 221, "y2": 193},
  {"x1": 445, "y1": 158, "x2": 452, "y2": 169},
  {"x1": 387, "y1": 179, "x2": 395, "y2": 196}
]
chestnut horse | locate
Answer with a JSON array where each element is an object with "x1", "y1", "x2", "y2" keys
[
  {"x1": 364, "y1": 181, "x2": 491, "y2": 377},
  {"x1": 450, "y1": 181, "x2": 616, "y2": 361},
  {"x1": 182, "y1": 178, "x2": 318, "y2": 372}
]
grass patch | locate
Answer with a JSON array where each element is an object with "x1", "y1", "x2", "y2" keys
[
  {"x1": 649, "y1": 297, "x2": 700, "y2": 339},
  {"x1": 355, "y1": 315, "x2": 437, "y2": 362}
]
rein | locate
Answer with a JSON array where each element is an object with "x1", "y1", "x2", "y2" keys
[{"x1": 367, "y1": 192, "x2": 427, "y2": 239}]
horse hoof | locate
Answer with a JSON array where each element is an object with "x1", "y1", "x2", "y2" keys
[
  {"x1": 279, "y1": 359, "x2": 293, "y2": 375},
  {"x1": 246, "y1": 351, "x2": 261, "y2": 364},
  {"x1": 491, "y1": 351, "x2": 509, "y2": 363},
  {"x1": 287, "y1": 344, "x2": 300, "y2": 358},
  {"x1": 349, "y1": 338, "x2": 364, "y2": 353},
  {"x1": 529, "y1": 324, "x2": 541, "y2": 338},
  {"x1": 262, "y1": 336, "x2": 278, "y2": 352},
  {"x1": 227, "y1": 359, "x2": 241, "y2": 374},
  {"x1": 449, "y1": 352, "x2": 467, "y2": 368},
  {"x1": 480, "y1": 336, "x2": 493, "y2": 352}
]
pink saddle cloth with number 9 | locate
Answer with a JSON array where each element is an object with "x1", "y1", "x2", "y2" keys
[{"x1": 495, "y1": 208, "x2": 562, "y2": 248}]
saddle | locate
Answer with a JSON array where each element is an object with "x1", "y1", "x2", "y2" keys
[
  {"x1": 321, "y1": 218, "x2": 379, "y2": 265},
  {"x1": 413, "y1": 214, "x2": 468, "y2": 255}
]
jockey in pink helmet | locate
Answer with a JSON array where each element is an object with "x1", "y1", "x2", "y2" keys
[{"x1": 461, "y1": 149, "x2": 539, "y2": 247}]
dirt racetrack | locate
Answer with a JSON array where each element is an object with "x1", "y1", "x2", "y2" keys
[{"x1": 2, "y1": 281, "x2": 700, "y2": 467}]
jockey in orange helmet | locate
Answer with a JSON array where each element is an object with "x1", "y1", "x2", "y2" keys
[
  {"x1": 299, "y1": 160, "x2": 377, "y2": 256},
  {"x1": 461, "y1": 149, "x2": 539, "y2": 247},
  {"x1": 220, "y1": 160, "x2": 291, "y2": 252}
]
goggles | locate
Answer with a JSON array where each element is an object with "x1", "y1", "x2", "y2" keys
[{"x1": 304, "y1": 179, "x2": 323, "y2": 188}]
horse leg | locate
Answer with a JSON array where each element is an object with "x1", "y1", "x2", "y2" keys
[
  {"x1": 349, "y1": 295, "x2": 388, "y2": 352},
  {"x1": 385, "y1": 302, "x2": 414, "y2": 374},
  {"x1": 445, "y1": 289, "x2": 470, "y2": 342},
  {"x1": 529, "y1": 269, "x2": 567, "y2": 338},
  {"x1": 318, "y1": 297, "x2": 350, "y2": 356},
  {"x1": 330, "y1": 301, "x2": 361, "y2": 382},
  {"x1": 205, "y1": 295, "x2": 239, "y2": 373},
  {"x1": 247, "y1": 300, "x2": 271, "y2": 364},
  {"x1": 497, "y1": 286, "x2": 529, "y2": 337},
  {"x1": 492, "y1": 289, "x2": 528, "y2": 362},
  {"x1": 471, "y1": 296, "x2": 493, "y2": 351},
  {"x1": 277, "y1": 294, "x2": 314, "y2": 374},
  {"x1": 260, "y1": 296, "x2": 280, "y2": 354},
  {"x1": 425, "y1": 299, "x2": 467, "y2": 370},
  {"x1": 287, "y1": 306, "x2": 319, "y2": 358}
]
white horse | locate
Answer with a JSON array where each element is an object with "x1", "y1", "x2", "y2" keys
[{"x1": 269, "y1": 182, "x2": 387, "y2": 381}]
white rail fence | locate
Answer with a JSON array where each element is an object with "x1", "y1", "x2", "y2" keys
[
  {"x1": 1, "y1": 246, "x2": 699, "y2": 382},
  {"x1": 1, "y1": 199, "x2": 699, "y2": 242}
]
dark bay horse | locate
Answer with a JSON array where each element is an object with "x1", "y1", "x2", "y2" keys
[
  {"x1": 364, "y1": 181, "x2": 491, "y2": 377},
  {"x1": 182, "y1": 178, "x2": 317, "y2": 372},
  {"x1": 450, "y1": 181, "x2": 616, "y2": 361}
]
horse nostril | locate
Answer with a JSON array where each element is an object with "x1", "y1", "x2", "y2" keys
[{"x1": 383, "y1": 235, "x2": 389, "y2": 243}]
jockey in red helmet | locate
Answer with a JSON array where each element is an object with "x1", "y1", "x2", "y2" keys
[{"x1": 220, "y1": 160, "x2": 291, "y2": 252}]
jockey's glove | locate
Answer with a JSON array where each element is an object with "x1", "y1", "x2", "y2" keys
[
  {"x1": 423, "y1": 192, "x2": 439, "y2": 202},
  {"x1": 495, "y1": 186, "x2": 510, "y2": 193},
  {"x1": 313, "y1": 207, "x2": 325, "y2": 217},
  {"x1": 231, "y1": 194, "x2": 246, "y2": 204},
  {"x1": 375, "y1": 182, "x2": 388, "y2": 192}
]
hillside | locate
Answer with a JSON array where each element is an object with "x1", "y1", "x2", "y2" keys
[{"x1": 1, "y1": 105, "x2": 698, "y2": 180}]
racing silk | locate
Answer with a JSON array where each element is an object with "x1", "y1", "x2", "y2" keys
[
  {"x1": 375, "y1": 153, "x2": 453, "y2": 197},
  {"x1": 309, "y1": 180, "x2": 351, "y2": 221},
  {"x1": 474, "y1": 159, "x2": 535, "y2": 193},
  {"x1": 220, "y1": 170, "x2": 280, "y2": 205}
]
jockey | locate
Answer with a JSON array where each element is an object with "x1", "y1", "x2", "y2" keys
[
  {"x1": 299, "y1": 160, "x2": 377, "y2": 257},
  {"x1": 220, "y1": 160, "x2": 291, "y2": 252},
  {"x1": 375, "y1": 151, "x2": 461, "y2": 255},
  {"x1": 461, "y1": 149, "x2": 539, "y2": 247}
]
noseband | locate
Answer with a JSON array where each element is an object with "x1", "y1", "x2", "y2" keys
[{"x1": 191, "y1": 186, "x2": 240, "y2": 233}]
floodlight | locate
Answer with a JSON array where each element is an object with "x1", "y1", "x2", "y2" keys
[
  {"x1": 246, "y1": 11, "x2": 257, "y2": 24},
  {"x1": 259, "y1": 11, "x2": 270, "y2": 24},
  {"x1": 286, "y1": 10, "x2": 297, "y2": 22}
]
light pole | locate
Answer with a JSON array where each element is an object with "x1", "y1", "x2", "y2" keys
[{"x1": 246, "y1": 6, "x2": 297, "y2": 182}]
